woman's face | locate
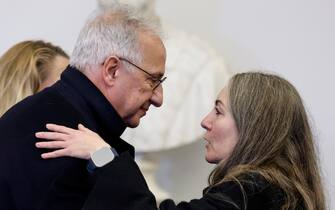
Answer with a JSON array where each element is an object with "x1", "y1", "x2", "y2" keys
[{"x1": 201, "y1": 87, "x2": 239, "y2": 164}]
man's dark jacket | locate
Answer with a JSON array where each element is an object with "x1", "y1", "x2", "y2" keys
[
  {"x1": 0, "y1": 66, "x2": 133, "y2": 210},
  {"x1": 83, "y1": 153, "x2": 286, "y2": 210}
]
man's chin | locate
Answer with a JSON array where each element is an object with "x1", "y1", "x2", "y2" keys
[
  {"x1": 123, "y1": 111, "x2": 147, "y2": 128},
  {"x1": 127, "y1": 123, "x2": 139, "y2": 128},
  {"x1": 125, "y1": 118, "x2": 141, "y2": 128}
]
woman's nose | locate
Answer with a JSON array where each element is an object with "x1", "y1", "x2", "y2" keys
[{"x1": 201, "y1": 114, "x2": 212, "y2": 131}]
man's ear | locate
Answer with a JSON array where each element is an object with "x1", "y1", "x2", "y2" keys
[{"x1": 101, "y1": 56, "x2": 121, "y2": 86}]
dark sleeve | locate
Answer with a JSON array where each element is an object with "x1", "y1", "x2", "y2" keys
[
  {"x1": 0, "y1": 179, "x2": 16, "y2": 210},
  {"x1": 82, "y1": 153, "x2": 243, "y2": 210}
]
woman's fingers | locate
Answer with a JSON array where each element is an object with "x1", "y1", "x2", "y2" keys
[
  {"x1": 35, "y1": 123, "x2": 110, "y2": 160},
  {"x1": 41, "y1": 149, "x2": 69, "y2": 159},
  {"x1": 78, "y1": 124, "x2": 96, "y2": 135},
  {"x1": 35, "y1": 141, "x2": 67, "y2": 149},
  {"x1": 35, "y1": 131, "x2": 68, "y2": 141},
  {"x1": 46, "y1": 123, "x2": 76, "y2": 134}
]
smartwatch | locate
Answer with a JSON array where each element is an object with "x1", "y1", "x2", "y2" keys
[{"x1": 87, "y1": 146, "x2": 118, "y2": 173}]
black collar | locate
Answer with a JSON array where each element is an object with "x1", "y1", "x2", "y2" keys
[{"x1": 59, "y1": 65, "x2": 127, "y2": 144}]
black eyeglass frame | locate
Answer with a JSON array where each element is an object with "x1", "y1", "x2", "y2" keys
[{"x1": 119, "y1": 57, "x2": 167, "y2": 90}]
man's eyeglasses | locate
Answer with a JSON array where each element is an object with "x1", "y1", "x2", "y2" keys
[{"x1": 119, "y1": 57, "x2": 167, "y2": 90}]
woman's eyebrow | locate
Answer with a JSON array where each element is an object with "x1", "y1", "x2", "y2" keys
[{"x1": 215, "y1": 100, "x2": 226, "y2": 110}]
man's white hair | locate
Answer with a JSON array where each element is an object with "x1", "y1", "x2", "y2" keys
[{"x1": 70, "y1": 3, "x2": 161, "y2": 71}]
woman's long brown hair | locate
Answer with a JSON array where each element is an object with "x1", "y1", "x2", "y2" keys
[{"x1": 208, "y1": 72, "x2": 325, "y2": 210}]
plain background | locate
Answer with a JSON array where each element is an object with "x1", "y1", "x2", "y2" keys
[{"x1": 0, "y1": 0, "x2": 334, "y2": 208}]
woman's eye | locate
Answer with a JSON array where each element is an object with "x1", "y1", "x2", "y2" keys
[{"x1": 215, "y1": 107, "x2": 225, "y2": 116}]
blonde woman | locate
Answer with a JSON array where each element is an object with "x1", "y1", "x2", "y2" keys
[
  {"x1": 0, "y1": 40, "x2": 69, "y2": 116},
  {"x1": 36, "y1": 72, "x2": 326, "y2": 210}
]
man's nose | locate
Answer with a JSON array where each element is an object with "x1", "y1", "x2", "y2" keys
[{"x1": 150, "y1": 85, "x2": 163, "y2": 107}]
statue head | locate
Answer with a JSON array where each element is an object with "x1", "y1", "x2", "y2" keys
[{"x1": 97, "y1": 0, "x2": 157, "y2": 20}]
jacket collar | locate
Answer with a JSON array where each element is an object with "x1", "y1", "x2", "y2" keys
[{"x1": 59, "y1": 65, "x2": 127, "y2": 143}]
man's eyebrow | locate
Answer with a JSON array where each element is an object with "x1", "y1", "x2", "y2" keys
[{"x1": 150, "y1": 73, "x2": 164, "y2": 79}]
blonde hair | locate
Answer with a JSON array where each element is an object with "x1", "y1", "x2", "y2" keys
[
  {"x1": 208, "y1": 72, "x2": 326, "y2": 210},
  {"x1": 0, "y1": 40, "x2": 69, "y2": 116}
]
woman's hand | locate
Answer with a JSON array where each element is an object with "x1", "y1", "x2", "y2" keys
[{"x1": 35, "y1": 123, "x2": 110, "y2": 160}]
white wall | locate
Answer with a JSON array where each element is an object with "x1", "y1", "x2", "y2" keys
[
  {"x1": 0, "y1": 0, "x2": 97, "y2": 54},
  {"x1": 1, "y1": 0, "x2": 334, "y2": 208}
]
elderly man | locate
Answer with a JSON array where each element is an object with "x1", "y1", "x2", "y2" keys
[{"x1": 0, "y1": 4, "x2": 166, "y2": 210}]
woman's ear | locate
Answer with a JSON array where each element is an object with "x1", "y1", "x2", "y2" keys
[{"x1": 101, "y1": 56, "x2": 120, "y2": 86}]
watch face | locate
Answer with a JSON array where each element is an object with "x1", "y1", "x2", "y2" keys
[{"x1": 91, "y1": 147, "x2": 115, "y2": 167}]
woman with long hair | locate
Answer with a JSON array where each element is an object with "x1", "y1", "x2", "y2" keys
[
  {"x1": 35, "y1": 72, "x2": 326, "y2": 210},
  {"x1": 0, "y1": 40, "x2": 69, "y2": 116}
]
